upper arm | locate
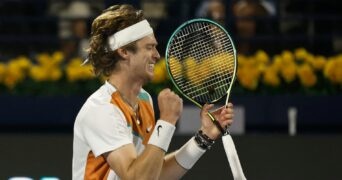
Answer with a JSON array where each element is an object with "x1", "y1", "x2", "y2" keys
[{"x1": 81, "y1": 104, "x2": 132, "y2": 157}]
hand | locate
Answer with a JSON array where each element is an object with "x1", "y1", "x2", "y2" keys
[
  {"x1": 158, "y1": 88, "x2": 183, "y2": 125},
  {"x1": 199, "y1": 103, "x2": 234, "y2": 140}
]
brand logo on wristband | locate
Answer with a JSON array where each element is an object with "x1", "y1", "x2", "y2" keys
[{"x1": 157, "y1": 125, "x2": 162, "y2": 136}]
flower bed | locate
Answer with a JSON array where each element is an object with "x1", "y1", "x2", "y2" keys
[{"x1": 0, "y1": 48, "x2": 341, "y2": 96}]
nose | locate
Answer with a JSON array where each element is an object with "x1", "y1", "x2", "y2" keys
[{"x1": 153, "y1": 48, "x2": 161, "y2": 60}]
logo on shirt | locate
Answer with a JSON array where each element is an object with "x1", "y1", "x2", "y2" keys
[{"x1": 157, "y1": 125, "x2": 162, "y2": 136}]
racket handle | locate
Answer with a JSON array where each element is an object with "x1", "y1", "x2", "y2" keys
[
  {"x1": 213, "y1": 119, "x2": 226, "y2": 134},
  {"x1": 222, "y1": 134, "x2": 247, "y2": 180}
]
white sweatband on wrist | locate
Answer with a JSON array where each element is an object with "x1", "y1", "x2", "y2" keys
[
  {"x1": 175, "y1": 137, "x2": 206, "y2": 170},
  {"x1": 108, "y1": 19, "x2": 153, "y2": 51},
  {"x1": 148, "y1": 120, "x2": 176, "y2": 152}
]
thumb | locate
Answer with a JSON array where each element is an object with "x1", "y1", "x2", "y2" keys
[{"x1": 201, "y1": 103, "x2": 214, "y2": 115}]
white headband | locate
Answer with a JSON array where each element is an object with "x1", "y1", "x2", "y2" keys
[{"x1": 108, "y1": 19, "x2": 153, "y2": 51}]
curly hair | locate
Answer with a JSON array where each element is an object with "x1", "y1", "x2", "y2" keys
[{"x1": 87, "y1": 4, "x2": 145, "y2": 76}]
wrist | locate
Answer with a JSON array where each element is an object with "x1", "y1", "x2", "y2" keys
[
  {"x1": 148, "y1": 120, "x2": 176, "y2": 152},
  {"x1": 200, "y1": 127, "x2": 220, "y2": 140},
  {"x1": 159, "y1": 115, "x2": 178, "y2": 125},
  {"x1": 194, "y1": 130, "x2": 215, "y2": 150},
  {"x1": 175, "y1": 137, "x2": 206, "y2": 169}
]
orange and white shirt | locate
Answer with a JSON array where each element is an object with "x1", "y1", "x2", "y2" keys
[{"x1": 72, "y1": 81, "x2": 155, "y2": 180}]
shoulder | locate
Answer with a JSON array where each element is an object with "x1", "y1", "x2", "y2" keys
[{"x1": 76, "y1": 84, "x2": 125, "y2": 124}]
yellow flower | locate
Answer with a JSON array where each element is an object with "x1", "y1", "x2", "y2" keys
[
  {"x1": 326, "y1": 57, "x2": 342, "y2": 84},
  {"x1": 184, "y1": 56, "x2": 201, "y2": 86},
  {"x1": 50, "y1": 68, "x2": 63, "y2": 81},
  {"x1": 294, "y1": 48, "x2": 308, "y2": 60},
  {"x1": 263, "y1": 66, "x2": 280, "y2": 87},
  {"x1": 0, "y1": 63, "x2": 6, "y2": 82},
  {"x1": 297, "y1": 64, "x2": 317, "y2": 87},
  {"x1": 16, "y1": 56, "x2": 32, "y2": 70},
  {"x1": 272, "y1": 55, "x2": 282, "y2": 71},
  {"x1": 3, "y1": 75, "x2": 17, "y2": 89},
  {"x1": 311, "y1": 55, "x2": 326, "y2": 70},
  {"x1": 29, "y1": 66, "x2": 47, "y2": 82},
  {"x1": 79, "y1": 65, "x2": 94, "y2": 79},
  {"x1": 52, "y1": 51, "x2": 64, "y2": 64},
  {"x1": 65, "y1": 66, "x2": 79, "y2": 82},
  {"x1": 304, "y1": 54, "x2": 315, "y2": 64},
  {"x1": 237, "y1": 64, "x2": 260, "y2": 90},
  {"x1": 335, "y1": 60, "x2": 342, "y2": 84},
  {"x1": 36, "y1": 53, "x2": 51, "y2": 66},
  {"x1": 4, "y1": 60, "x2": 26, "y2": 88},
  {"x1": 281, "y1": 50, "x2": 294, "y2": 64},
  {"x1": 65, "y1": 58, "x2": 94, "y2": 82},
  {"x1": 280, "y1": 62, "x2": 297, "y2": 83},
  {"x1": 168, "y1": 56, "x2": 182, "y2": 79},
  {"x1": 255, "y1": 50, "x2": 269, "y2": 64},
  {"x1": 237, "y1": 54, "x2": 248, "y2": 67},
  {"x1": 210, "y1": 52, "x2": 235, "y2": 75},
  {"x1": 152, "y1": 60, "x2": 167, "y2": 84},
  {"x1": 323, "y1": 58, "x2": 336, "y2": 83}
]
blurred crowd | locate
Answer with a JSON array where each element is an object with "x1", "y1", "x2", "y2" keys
[{"x1": 0, "y1": 0, "x2": 341, "y2": 61}]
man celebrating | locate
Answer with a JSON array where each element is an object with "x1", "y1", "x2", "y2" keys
[{"x1": 72, "y1": 4, "x2": 234, "y2": 180}]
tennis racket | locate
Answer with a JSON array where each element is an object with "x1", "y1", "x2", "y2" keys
[{"x1": 165, "y1": 18, "x2": 246, "y2": 180}]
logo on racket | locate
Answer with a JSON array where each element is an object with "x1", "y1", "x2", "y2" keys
[{"x1": 157, "y1": 125, "x2": 162, "y2": 136}]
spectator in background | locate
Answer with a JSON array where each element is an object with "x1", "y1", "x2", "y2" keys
[
  {"x1": 49, "y1": 1, "x2": 103, "y2": 60},
  {"x1": 231, "y1": 0, "x2": 275, "y2": 55},
  {"x1": 196, "y1": 0, "x2": 226, "y2": 26},
  {"x1": 196, "y1": 0, "x2": 276, "y2": 55}
]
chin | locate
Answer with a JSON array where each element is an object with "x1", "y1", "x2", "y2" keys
[{"x1": 142, "y1": 73, "x2": 154, "y2": 84}]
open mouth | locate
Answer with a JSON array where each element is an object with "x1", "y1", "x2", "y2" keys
[{"x1": 148, "y1": 63, "x2": 154, "y2": 71}]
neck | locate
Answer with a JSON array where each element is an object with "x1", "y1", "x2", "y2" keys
[{"x1": 108, "y1": 74, "x2": 142, "y2": 109}]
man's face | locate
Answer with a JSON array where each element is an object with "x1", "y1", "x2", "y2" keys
[{"x1": 128, "y1": 34, "x2": 160, "y2": 82}]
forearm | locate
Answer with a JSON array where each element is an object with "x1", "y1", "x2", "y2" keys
[
  {"x1": 159, "y1": 152, "x2": 188, "y2": 180},
  {"x1": 125, "y1": 145, "x2": 166, "y2": 180},
  {"x1": 159, "y1": 136, "x2": 208, "y2": 180},
  {"x1": 106, "y1": 120, "x2": 176, "y2": 180}
]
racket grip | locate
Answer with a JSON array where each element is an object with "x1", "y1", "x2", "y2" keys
[
  {"x1": 207, "y1": 111, "x2": 228, "y2": 135},
  {"x1": 222, "y1": 135, "x2": 247, "y2": 180},
  {"x1": 213, "y1": 119, "x2": 226, "y2": 134}
]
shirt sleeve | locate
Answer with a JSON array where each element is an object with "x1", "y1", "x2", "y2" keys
[{"x1": 81, "y1": 104, "x2": 132, "y2": 157}]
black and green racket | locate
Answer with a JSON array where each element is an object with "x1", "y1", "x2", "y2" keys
[{"x1": 165, "y1": 18, "x2": 246, "y2": 180}]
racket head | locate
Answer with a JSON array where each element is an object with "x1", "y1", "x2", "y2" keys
[{"x1": 165, "y1": 18, "x2": 237, "y2": 106}]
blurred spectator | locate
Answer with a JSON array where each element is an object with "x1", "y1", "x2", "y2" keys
[
  {"x1": 196, "y1": 0, "x2": 226, "y2": 26},
  {"x1": 280, "y1": 1, "x2": 342, "y2": 55},
  {"x1": 48, "y1": 0, "x2": 103, "y2": 60},
  {"x1": 195, "y1": 0, "x2": 276, "y2": 55},
  {"x1": 231, "y1": 0, "x2": 276, "y2": 54}
]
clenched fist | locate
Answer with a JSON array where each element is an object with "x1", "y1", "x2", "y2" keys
[{"x1": 158, "y1": 88, "x2": 183, "y2": 125}]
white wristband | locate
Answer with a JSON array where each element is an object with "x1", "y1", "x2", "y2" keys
[
  {"x1": 148, "y1": 120, "x2": 175, "y2": 152},
  {"x1": 175, "y1": 137, "x2": 206, "y2": 170}
]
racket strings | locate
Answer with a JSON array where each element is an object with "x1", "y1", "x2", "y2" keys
[
  {"x1": 168, "y1": 21, "x2": 236, "y2": 103},
  {"x1": 179, "y1": 24, "x2": 235, "y2": 75},
  {"x1": 172, "y1": 25, "x2": 230, "y2": 60}
]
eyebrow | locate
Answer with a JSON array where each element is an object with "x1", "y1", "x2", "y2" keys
[{"x1": 146, "y1": 42, "x2": 158, "y2": 47}]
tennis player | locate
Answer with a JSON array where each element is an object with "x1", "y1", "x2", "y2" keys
[{"x1": 72, "y1": 4, "x2": 234, "y2": 180}]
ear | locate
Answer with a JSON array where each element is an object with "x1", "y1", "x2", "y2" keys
[{"x1": 117, "y1": 48, "x2": 130, "y2": 60}]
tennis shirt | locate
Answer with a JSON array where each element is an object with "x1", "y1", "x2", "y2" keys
[{"x1": 72, "y1": 81, "x2": 155, "y2": 180}]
